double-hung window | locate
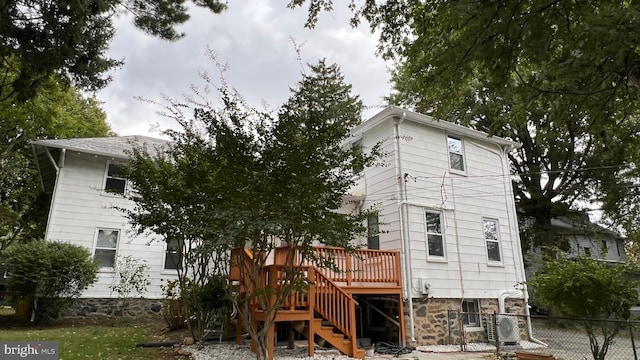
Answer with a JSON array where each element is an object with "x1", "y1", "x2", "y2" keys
[
  {"x1": 164, "y1": 238, "x2": 183, "y2": 270},
  {"x1": 462, "y1": 299, "x2": 480, "y2": 327},
  {"x1": 94, "y1": 229, "x2": 119, "y2": 268},
  {"x1": 426, "y1": 212, "x2": 444, "y2": 258},
  {"x1": 351, "y1": 138, "x2": 364, "y2": 174},
  {"x1": 104, "y1": 162, "x2": 127, "y2": 195},
  {"x1": 367, "y1": 213, "x2": 380, "y2": 250},
  {"x1": 483, "y1": 218, "x2": 501, "y2": 262},
  {"x1": 447, "y1": 135, "x2": 465, "y2": 172}
]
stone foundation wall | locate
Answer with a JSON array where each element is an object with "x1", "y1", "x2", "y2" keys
[
  {"x1": 408, "y1": 297, "x2": 528, "y2": 346},
  {"x1": 69, "y1": 298, "x2": 163, "y2": 318}
]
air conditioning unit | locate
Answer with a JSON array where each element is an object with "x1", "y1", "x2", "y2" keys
[
  {"x1": 496, "y1": 314, "x2": 520, "y2": 344},
  {"x1": 484, "y1": 314, "x2": 520, "y2": 344}
]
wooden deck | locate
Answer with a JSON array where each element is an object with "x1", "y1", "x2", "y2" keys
[{"x1": 230, "y1": 246, "x2": 404, "y2": 360}]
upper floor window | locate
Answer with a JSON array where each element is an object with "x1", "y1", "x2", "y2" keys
[
  {"x1": 482, "y1": 218, "x2": 501, "y2": 262},
  {"x1": 94, "y1": 229, "x2": 119, "y2": 268},
  {"x1": 447, "y1": 135, "x2": 465, "y2": 172},
  {"x1": 426, "y1": 212, "x2": 444, "y2": 257},
  {"x1": 367, "y1": 213, "x2": 380, "y2": 250},
  {"x1": 104, "y1": 162, "x2": 127, "y2": 195},
  {"x1": 164, "y1": 238, "x2": 183, "y2": 270}
]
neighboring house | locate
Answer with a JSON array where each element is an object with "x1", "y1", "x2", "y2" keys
[
  {"x1": 522, "y1": 213, "x2": 628, "y2": 313},
  {"x1": 342, "y1": 107, "x2": 529, "y2": 346},
  {"x1": 31, "y1": 136, "x2": 174, "y2": 316}
]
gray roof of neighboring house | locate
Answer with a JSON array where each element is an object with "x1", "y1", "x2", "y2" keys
[
  {"x1": 31, "y1": 135, "x2": 170, "y2": 160},
  {"x1": 31, "y1": 135, "x2": 170, "y2": 193}
]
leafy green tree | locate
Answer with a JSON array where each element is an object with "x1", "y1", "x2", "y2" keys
[
  {"x1": 125, "y1": 59, "x2": 379, "y2": 359},
  {"x1": 0, "y1": 74, "x2": 113, "y2": 255},
  {"x1": 1, "y1": 240, "x2": 99, "y2": 323},
  {"x1": 1, "y1": 0, "x2": 227, "y2": 102},
  {"x1": 291, "y1": 0, "x2": 640, "y2": 246},
  {"x1": 530, "y1": 256, "x2": 638, "y2": 360}
]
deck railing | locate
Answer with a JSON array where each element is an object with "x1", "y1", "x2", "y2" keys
[{"x1": 274, "y1": 245, "x2": 401, "y2": 286}]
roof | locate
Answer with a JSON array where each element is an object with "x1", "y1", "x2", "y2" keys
[
  {"x1": 31, "y1": 135, "x2": 170, "y2": 160},
  {"x1": 355, "y1": 106, "x2": 521, "y2": 149},
  {"x1": 31, "y1": 135, "x2": 170, "y2": 193}
]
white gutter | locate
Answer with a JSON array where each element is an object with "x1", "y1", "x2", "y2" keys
[
  {"x1": 496, "y1": 144, "x2": 547, "y2": 346},
  {"x1": 393, "y1": 113, "x2": 416, "y2": 343},
  {"x1": 43, "y1": 147, "x2": 66, "y2": 241}
]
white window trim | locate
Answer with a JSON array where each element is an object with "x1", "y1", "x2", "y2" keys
[
  {"x1": 425, "y1": 210, "x2": 447, "y2": 261},
  {"x1": 102, "y1": 160, "x2": 128, "y2": 196},
  {"x1": 447, "y1": 134, "x2": 467, "y2": 174},
  {"x1": 93, "y1": 228, "x2": 120, "y2": 271},
  {"x1": 482, "y1": 218, "x2": 503, "y2": 265}
]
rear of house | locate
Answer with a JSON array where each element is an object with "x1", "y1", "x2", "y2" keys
[{"x1": 348, "y1": 107, "x2": 528, "y2": 346}]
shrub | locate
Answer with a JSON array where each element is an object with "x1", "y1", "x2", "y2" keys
[
  {"x1": 1, "y1": 240, "x2": 99, "y2": 323},
  {"x1": 161, "y1": 280, "x2": 186, "y2": 330}
]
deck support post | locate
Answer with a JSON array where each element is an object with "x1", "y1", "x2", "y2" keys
[{"x1": 308, "y1": 266, "x2": 316, "y2": 357}]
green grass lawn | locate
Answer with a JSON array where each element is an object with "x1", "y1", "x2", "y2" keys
[{"x1": 0, "y1": 321, "x2": 179, "y2": 360}]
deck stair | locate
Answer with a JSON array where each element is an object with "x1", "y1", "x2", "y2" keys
[{"x1": 230, "y1": 246, "x2": 403, "y2": 360}]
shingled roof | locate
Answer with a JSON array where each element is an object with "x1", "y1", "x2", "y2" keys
[
  {"x1": 31, "y1": 135, "x2": 170, "y2": 193},
  {"x1": 31, "y1": 135, "x2": 170, "y2": 160}
]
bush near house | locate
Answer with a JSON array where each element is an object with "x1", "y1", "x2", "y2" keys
[{"x1": 0, "y1": 240, "x2": 99, "y2": 323}]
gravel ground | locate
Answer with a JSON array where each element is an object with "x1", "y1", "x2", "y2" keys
[{"x1": 184, "y1": 341, "x2": 549, "y2": 359}]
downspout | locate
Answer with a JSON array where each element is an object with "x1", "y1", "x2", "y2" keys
[
  {"x1": 497, "y1": 144, "x2": 547, "y2": 346},
  {"x1": 393, "y1": 113, "x2": 416, "y2": 342},
  {"x1": 449, "y1": 178, "x2": 466, "y2": 303},
  {"x1": 43, "y1": 147, "x2": 66, "y2": 241}
]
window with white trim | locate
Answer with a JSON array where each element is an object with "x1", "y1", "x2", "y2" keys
[
  {"x1": 94, "y1": 229, "x2": 119, "y2": 268},
  {"x1": 426, "y1": 212, "x2": 444, "y2": 257},
  {"x1": 447, "y1": 135, "x2": 465, "y2": 172},
  {"x1": 104, "y1": 162, "x2": 127, "y2": 195},
  {"x1": 483, "y1": 218, "x2": 501, "y2": 262},
  {"x1": 462, "y1": 299, "x2": 480, "y2": 327},
  {"x1": 367, "y1": 213, "x2": 380, "y2": 250},
  {"x1": 164, "y1": 238, "x2": 183, "y2": 270}
]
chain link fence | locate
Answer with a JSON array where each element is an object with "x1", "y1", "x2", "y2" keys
[{"x1": 446, "y1": 311, "x2": 640, "y2": 359}]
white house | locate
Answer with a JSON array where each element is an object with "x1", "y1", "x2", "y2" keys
[
  {"x1": 347, "y1": 107, "x2": 529, "y2": 345},
  {"x1": 31, "y1": 107, "x2": 530, "y2": 344},
  {"x1": 32, "y1": 136, "x2": 175, "y2": 315}
]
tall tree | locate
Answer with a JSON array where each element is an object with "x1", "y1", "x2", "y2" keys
[
  {"x1": 0, "y1": 73, "x2": 113, "y2": 254},
  {"x1": 1, "y1": 0, "x2": 227, "y2": 102},
  {"x1": 292, "y1": 0, "x2": 640, "y2": 244},
  {"x1": 125, "y1": 59, "x2": 379, "y2": 359}
]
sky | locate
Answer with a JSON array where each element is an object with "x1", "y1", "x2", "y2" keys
[{"x1": 97, "y1": 2, "x2": 392, "y2": 137}]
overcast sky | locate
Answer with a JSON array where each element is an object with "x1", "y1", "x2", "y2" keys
[{"x1": 97, "y1": 2, "x2": 392, "y2": 137}]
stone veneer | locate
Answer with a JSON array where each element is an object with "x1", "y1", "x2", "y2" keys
[
  {"x1": 408, "y1": 297, "x2": 528, "y2": 346},
  {"x1": 69, "y1": 298, "x2": 163, "y2": 318}
]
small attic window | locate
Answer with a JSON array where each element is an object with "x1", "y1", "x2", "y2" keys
[{"x1": 104, "y1": 162, "x2": 127, "y2": 195}]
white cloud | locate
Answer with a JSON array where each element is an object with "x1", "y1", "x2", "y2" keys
[{"x1": 98, "y1": 3, "x2": 391, "y2": 137}]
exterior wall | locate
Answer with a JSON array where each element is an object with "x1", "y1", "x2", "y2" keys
[
  {"x1": 359, "y1": 117, "x2": 525, "y2": 301},
  {"x1": 45, "y1": 151, "x2": 177, "y2": 299},
  {"x1": 409, "y1": 297, "x2": 527, "y2": 346}
]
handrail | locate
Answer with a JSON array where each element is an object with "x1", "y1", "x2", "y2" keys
[
  {"x1": 309, "y1": 266, "x2": 358, "y2": 338},
  {"x1": 274, "y1": 245, "x2": 401, "y2": 286}
]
